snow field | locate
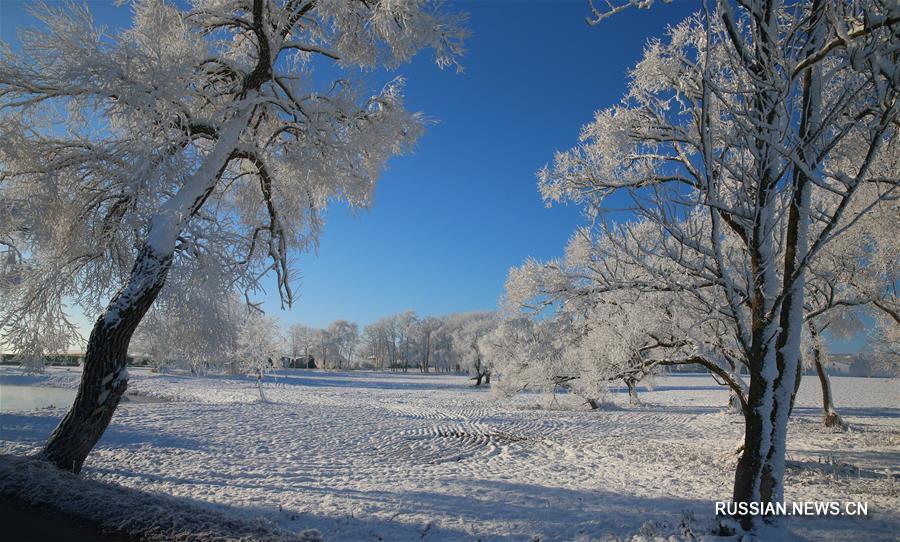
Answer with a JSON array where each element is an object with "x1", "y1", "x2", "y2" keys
[{"x1": 1, "y1": 368, "x2": 897, "y2": 541}]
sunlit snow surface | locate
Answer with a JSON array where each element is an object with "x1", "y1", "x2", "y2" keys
[{"x1": 1, "y1": 367, "x2": 897, "y2": 541}]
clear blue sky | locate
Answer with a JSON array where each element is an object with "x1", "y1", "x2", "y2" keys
[
  {"x1": 274, "y1": 0, "x2": 701, "y2": 329},
  {"x1": 273, "y1": 0, "x2": 699, "y2": 329},
  {"x1": 7, "y1": 0, "x2": 863, "y2": 355},
  {"x1": 2, "y1": 0, "x2": 701, "y2": 331}
]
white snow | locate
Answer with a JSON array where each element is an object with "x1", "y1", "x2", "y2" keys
[{"x1": 1, "y1": 367, "x2": 897, "y2": 541}]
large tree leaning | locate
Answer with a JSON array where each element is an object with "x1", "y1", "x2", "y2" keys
[
  {"x1": 41, "y1": 106, "x2": 254, "y2": 472},
  {"x1": 0, "y1": 0, "x2": 466, "y2": 473}
]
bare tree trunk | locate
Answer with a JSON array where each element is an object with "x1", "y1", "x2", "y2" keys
[
  {"x1": 732, "y1": 233, "x2": 805, "y2": 530},
  {"x1": 624, "y1": 378, "x2": 641, "y2": 405},
  {"x1": 37, "y1": 106, "x2": 251, "y2": 474},
  {"x1": 256, "y1": 370, "x2": 267, "y2": 402},
  {"x1": 471, "y1": 356, "x2": 490, "y2": 386},
  {"x1": 809, "y1": 326, "x2": 846, "y2": 430},
  {"x1": 815, "y1": 356, "x2": 845, "y2": 429},
  {"x1": 789, "y1": 356, "x2": 804, "y2": 415},
  {"x1": 732, "y1": 190, "x2": 787, "y2": 526},
  {"x1": 730, "y1": 5, "x2": 823, "y2": 530},
  {"x1": 732, "y1": 362, "x2": 778, "y2": 524},
  {"x1": 39, "y1": 245, "x2": 172, "y2": 473}
]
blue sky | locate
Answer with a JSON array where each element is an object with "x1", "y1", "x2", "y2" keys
[
  {"x1": 1, "y1": 1, "x2": 865, "y2": 353},
  {"x1": 276, "y1": 0, "x2": 700, "y2": 329},
  {"x1": 2, "y1": 0, "x2": 700, "y2": 329}
]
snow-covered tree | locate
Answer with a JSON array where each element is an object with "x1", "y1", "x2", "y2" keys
[
  {"x1": 130, "y1": 257, "x2": 247, "y2": 374},
  {"x1": 394, "y1": 310, "x2": 419, "y2": 372},
  {"x1": 427, "y1": 319, "x2": 456, "y2": 373},
  {"x1": 539, "y1": 0, "x2": 898, "y2": 531},
  {"x1": 235, "y1": 310, "x2": 283, "y2": 401},
  {"x1": 323, "y1": 319, "x2": 359, "y2": 369},
  {"x1": 417, "y1": 316, "x2": 441, "y2": 373},
  {"x1": 0, "y1": 238, "x2": 75, "y2": 372},
  {"x1": 480, "y1": 316, "x2": 564, "y2": 399},
  {"x1": 869, "y1": 305, "x2": 900, "y2": 375},
  {"x1": 506, "y1": 224, "x2": 746, "y2": 410},
  {"x1": 506, "y1": 186, "x2": 898, "y2": 419},
  {"x1": 801, "y1": 186, "x2": 899, "y2": 428},
  {"x1": 360, "y1": 311, "x2": 497, "y2": 375},
  {"x1": 132, "y1": 296, "x2": 237, "y2": 375},
  {"x1": 361, "y1": 311, "x2": 419, "y2": 371},
  {"x1": 362, "y1": 314, "x2": 403, "y2": 370},
  {"x1": 287, "y1": 323, "x2": 317, "y2": 363},
  {"x1": 0, "y1": 0, "x2": 466, "y2": 473},
  {"x1": 446, "y1": 311, "x2": 496, "y2": 385}
]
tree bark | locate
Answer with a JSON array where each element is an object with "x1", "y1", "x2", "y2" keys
[
  {"x1": 472, "y1": 356, "x2": 487, "y2": 386},
  {"x1": 815, "y1": 357, "x2": 845, "y2": 429},
  {"x1": 810, "y1": 326, "x2": 846, "y2": 430},
  {"x1": 730, "y1": 4, "x2": 824, "y2": 529},
  {"x1": 732, "y1": 355, "x2": 776, "y2": 516},
  {"x1": 39, "y1": 246, "x2": 172, "y2": 473},
  {"x1": 727, "y1": 390, "x2": 743, "y2": 414},
  {"x1": 38, "y1": 107, "x2": 252, "y2": 474},
  {"x1": 625, "y1": 378, "x2": 641, "y2": 405}
]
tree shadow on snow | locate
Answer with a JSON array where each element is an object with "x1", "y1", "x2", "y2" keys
[
  {"x1": 207, "y1": 479, "x2": 721, "y2": 540},
  {"x1": 1, "y1": 450, "x2": 890, "y2": 541},
  {"x1": 0, "y1": 411, "x2": 207, "y2": 452},
  {"x1": 384, "y1": 480, "x2": 890, "y2": 541},
  {"x1": 389, "y1": 479, "x2": 715, "y2": 539},
  {"x1": 791, "y1": 406, "x2": 900, "y2": 419},
  {"x1": 268, "y1": 372, "x2": 476, "y2": 392},
  {"x1": 0, "y1": 454, "x2": 474, "y2": 541},
  {"x1": 619, "y1": 384, "x2": 727, "y2": 393},
  {"x1": 0, "y1": 454, "x2": 318, "y2": 542},
  {"x1": 151, "y1": 370, "x2": 476, "y2": 393}
]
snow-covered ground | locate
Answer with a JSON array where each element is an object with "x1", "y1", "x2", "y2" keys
[{"x1": 1, "y1": 367, "x2": 897, "y2": 541}]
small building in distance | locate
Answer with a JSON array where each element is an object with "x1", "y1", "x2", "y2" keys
[{"x1": 282, "y1": 355, "x2": 317, "y2": 369}]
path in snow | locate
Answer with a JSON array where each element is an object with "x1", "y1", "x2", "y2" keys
[{"x1": 1, "y1": 368, "x2": 897, "y2": 541}]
